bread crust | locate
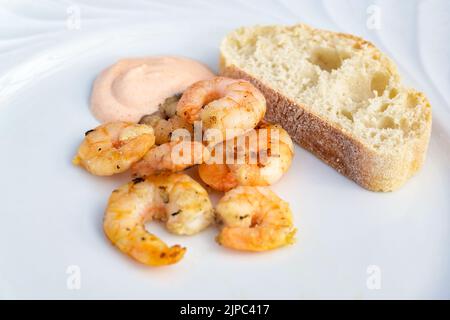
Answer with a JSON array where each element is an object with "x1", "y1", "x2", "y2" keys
[{"x1": 220, "y1": 62, "x2": 431, "y2": 192}]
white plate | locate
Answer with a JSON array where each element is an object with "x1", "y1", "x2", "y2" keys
[{"x1": 1, "y1": 0, "x2": 449, "y2": 299}]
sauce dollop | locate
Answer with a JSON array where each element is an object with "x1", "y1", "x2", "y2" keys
[{"x1": 90, "y1": 56, "x2": 215, "y2": 122}]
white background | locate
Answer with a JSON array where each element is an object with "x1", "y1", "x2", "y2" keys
[{"x1": 0, "y1": 0, "x2": 449, "y2": 299}]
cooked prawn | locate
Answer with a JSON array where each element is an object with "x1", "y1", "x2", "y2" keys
[
  {"x1": 215, "y1": 186, "x2": 296, "y2": 251},
  {"x1": 140, "y1": 114, "x2": 193, "y2": 145},
  {"x1": 131, "y1": 140, "x2": 210, "y2": 177},
  {"x1": 177, "y1": 77, "x2": 266, "y2": 141},
  {"x1": 140, "y1": 94, "x2": 193, "y2": 145},
  {"x1": 73, "y1": 121, "x2": 155, "y2": 176},
  {"x1": 198, "y1": 123, "x2": 294, "y2": 191},
  {"x1": 103, "y1": 173, "x2": 214, "y2": 266}
]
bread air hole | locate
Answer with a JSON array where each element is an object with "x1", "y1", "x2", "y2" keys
[
  {"x1": 407, "y1": 93, "x2": 418, "y2": 108},
  {"x1": 341, "y1": 109, "x2": 354, "y2": 122},
  {"x1": 389, "y1": 88, "x2": 399, "y2": 99},
  {"x1": 378, "y1": 116, "x2": 397, "y2": 129},
  {"x1": 400, "y1": 118, "x2": 410, "y2": 135},
  {"x1": 371, "y1": 72, "x2": 389, "y2": 96},
  {"x1": 379, "y1": 103, "x2": 390, "y2": 112},
  {"x1": 309, "y1": 47, "x2": 350, "y2": 72},
  {"x1": 353, "y1": 42, "x2": 362, "y2": 50}
]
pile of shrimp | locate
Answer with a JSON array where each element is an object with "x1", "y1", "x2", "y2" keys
[{"x1": 73, "y1": 76, "x2": 297, "y2": 267}]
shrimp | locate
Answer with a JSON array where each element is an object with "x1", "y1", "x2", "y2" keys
[
  {"x1": 140, "y1": 114, "x2": 193, "y2": 145},
  {"x1": 215, "y1": 186, "x2": 296, "y2": 251},
  {"x1": 198, "y1": 123, "x2": 294, "y2": 191},
  {"x1": 140, "y1": 94, "x2": 193, "y2": 145},
  {"x1": 177, "y1": 77, "x2": 266, "y2": 141},
  {"x1": 103, "y1": 173, "x2": 214, "y2": 266},
  {"x1": 73, "y1": 121, "x2": 155, "y2": 176},
  {"x1": 131, "y1": 140, "x2": 210, "y2": 177}
]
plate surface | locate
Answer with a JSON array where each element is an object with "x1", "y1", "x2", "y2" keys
[{"x1": 0, "y1": 0, "x2": 449, "y2": 299}]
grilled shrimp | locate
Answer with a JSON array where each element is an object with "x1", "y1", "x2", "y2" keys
[
  {"x1": 177, "y1": 77, "x2": 266, "y2": 141},
  {"x1": 215, "y1": 186, "x2": 296, "y2": 252},
  {"x1": 198, "y1": 123, "x2": 294, "y2": 191},
  {"x1": 131, "y1": 140, "x2": 210, "y2": 177},
  {"x1": 139, "y1": 94, "x2": 193, "y2": 145},
  {"x1": 103, "y1": 173, "x2": 214, "y2": 266},
  {"x1": 73, "y1": 121, "x2": 155, "y2": 176}
]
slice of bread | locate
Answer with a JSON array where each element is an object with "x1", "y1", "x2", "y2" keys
[{"x1": 219, "y1": 24, "x2": 432, "y2": 191}]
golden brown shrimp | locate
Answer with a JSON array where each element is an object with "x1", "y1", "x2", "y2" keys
[
  {"x1": 103, "y1": 173, "x2": 214, "y2": 266},
  {"x1": 177, "y1": 77, "x2": 266, "y2": 141},
  {"x1": 139, "y1": 94, "x2": 193, "y2": 145},
  {"x1": 198, "y1": 123, "x2": 294, "y2": 191},
  {"x1": 140, "y1": 114, "x2": 193, "y2": 145},
  {"x1": 215, "y1": 186, "x2": 296, "y2": 251},
  {"x1": 73, "y1": 121, "x2": 155, "y2": 176},
  {"x1": 131, "y1": 140, "x2": 210, "y2": 177}
]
